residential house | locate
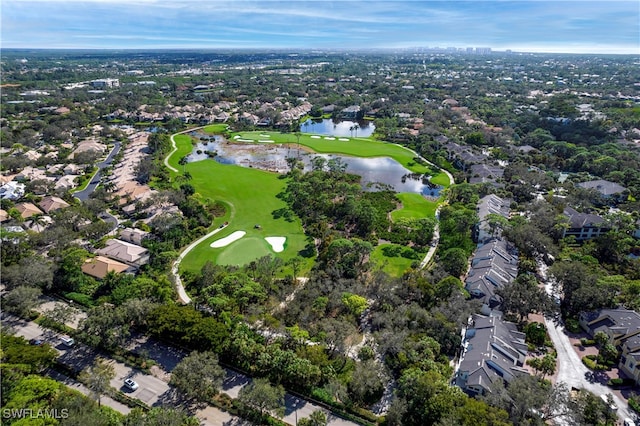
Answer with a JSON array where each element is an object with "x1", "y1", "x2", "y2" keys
[
  {"x1": 619, "y1": 336, "x2": 640, "y2": 386},
  {"x1": 465, "y1": 238, "x2": 518, "y2": 314},
  {"x1": 55, "y1": 175, "x2": 79, "y2": 191},
  {"x1": 475, "y1": 194, "x2": 510, "y2": 244},
  {"x1": 579, "y1": 308, "x2": 640, "y2": 385},
  {"x1": 97, "y1": 239, "x2": 149, "y2": 268},
  {"x1": 577, "y1": 179, "x2": 628, "y2": 203},
  {"x1": 469, "y1": 164, "x2": 505, "y2": 186},
  {"x1": 455, "y1": 313, "x2": 530, "y2": 396},
  {"x1": 81, "y1": 255, "x2": 132, "y2": 279},
  {"x1": 38, "y1": 196, "x2": 70, "y2": 214},
  {"x1": 0, "y1": 181, "x2": 25, "y2": 200},
  {"x1": 562, "y1": 207, "x2": 609, "y2": 241},
  {"x1": 341, "y1": 105, "x2": 361, "y2": 119},
  {"x1": 14, "y1": 202, "x2": 44, "y2": 219},
  {"x1": 119, "y1": 227, "x2": 149, "y2": 246},
  {"x1": 579, "y1": 308, "x2": 640, "y2": 346},
  {"x1": 0, "y1": 209, "x2": 9, "y2": 222}
]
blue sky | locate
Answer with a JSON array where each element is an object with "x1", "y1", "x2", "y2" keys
[{"x1": 2, "y1": 0, "x2": 639, "y2": 54}]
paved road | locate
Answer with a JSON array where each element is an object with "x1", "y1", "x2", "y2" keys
[
  {"x1": 539, "y1": 263, "x2": 634, "y2": 424},
  {"x1": 4, "y1": 316, "x2": 239, "y2": 426},
  {"x1": 74, "y1": 141, "x2": 121, "y2": 201}
]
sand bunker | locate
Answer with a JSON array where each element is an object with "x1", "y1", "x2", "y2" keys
[
  {"x1": 265, "y1": 237, "x2": 286, "y2": 253},
  {"x1": 324, "y1": 137, "x2": 336, "y2": 140},
  {"x1": 259, "y1": 134, "x2": 271, "y2": 138},
  {"x1": 310, "y1": 135, "x2": 321, "y2": 139},
  {"x1": 259, "y1": 140, "x2": 274, "y2": 143},
  {"x1": 339, "y1": 138, "x2": 349, "y2": 141},
  {"x1": 210, "y1": 231, "x2": 246, "y2": 248}
]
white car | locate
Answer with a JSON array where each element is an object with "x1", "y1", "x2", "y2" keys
[
  {"x1": 123, "y1": 378, "x2": 139, "y2": 391},
  {"x1": 624, "y1": 418, "x2": 636, "y2": 426}
]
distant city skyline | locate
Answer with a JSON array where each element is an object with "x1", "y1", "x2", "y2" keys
[{"x1": 2, "y1": 0, "x2": 639, "y2": 55}]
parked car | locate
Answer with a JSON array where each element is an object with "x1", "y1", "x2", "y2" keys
[
  {"x1": 29, "y1": 338, "x2": 43, "y2": 346},
  {"x1": 123, "y1": 378, "x2": 139, "y2": 391},
  {"x1": 624, "y1": 418, "x2": 636, "y2": 426},
  {"x1": 60, "y1": 336, "x2": 74, "y2": 347}
]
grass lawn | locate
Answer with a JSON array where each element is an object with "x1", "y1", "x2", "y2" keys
[
  {"x1": 203, "y1": 124, "x2": 230, "y2": 134},
  {"x1": 177, "y1": 157, "x2": 310, "y2": 274},
  {"x1": 371, "y1": 244, "x2": 419, "y2": 276},
  {"x1": 231, "y1": 131, "x2": 432, "y2": 174},
  {"x1": 392, "y1": 193, "x2": 439, "y2": 221},
  {"x1": 168, "y1": 134, "x2": 196, "y2": 174}
]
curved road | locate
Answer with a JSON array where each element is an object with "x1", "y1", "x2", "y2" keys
[
  {"x1": 540, "y1": 263, "x2": 633, "y2": 424},
  {"x1": 74, "y1": 141, "x2": 121, "y2": 201}
]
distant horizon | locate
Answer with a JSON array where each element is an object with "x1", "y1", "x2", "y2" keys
[
  {"x1": 2, "y1": 1, "x2": 638, "y2": 55},
  {"x1": 2, "y1": 46, "x2": 639, "y2": 56}
]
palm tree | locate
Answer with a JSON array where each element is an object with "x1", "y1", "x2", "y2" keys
[{"x1": 353, "y1": 123, "x2": 360, "y2": 137}]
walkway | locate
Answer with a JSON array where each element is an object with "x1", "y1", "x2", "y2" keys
[
  {"x1": 171, "y1": 224, "x2": 228, "y2": 304},
  {"x1": 164, "y1": 126, "x2": 207, "y2": 173}
]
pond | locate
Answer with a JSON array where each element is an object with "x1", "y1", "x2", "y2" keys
[
  {"x1": 300, "y1": 118, "x2": 375, "y2": 137},
  {"x1": 188, "y1": 133, "x2": 443, "y2": 198}
]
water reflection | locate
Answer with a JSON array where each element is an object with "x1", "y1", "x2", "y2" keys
[
  {"x1": 301, "y1": 118, "x2": 375, "y2": 137},
  {"x1": 187, "y1": 133, "x2": 442, "y2": 198}
]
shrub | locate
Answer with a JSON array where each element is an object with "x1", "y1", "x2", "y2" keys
[
  {"x1": 580, "y1": 338, "x2": 596, "y2": 346},
  {"x1": 64, "y1": 292, "x2": 94, "y2": 307},
  {"x1": 582, "y1": 356, "x2": 597, "y2": 370},
  {"x1": 565, "y1": 318, "x2": 581, "y2": 333}
]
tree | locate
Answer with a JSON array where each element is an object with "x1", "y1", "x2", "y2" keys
[
  {"x1": 4, "y1": 286, "x2": 42, "y2": 317},
  {"x1": 439, "y1": 248, "x2": 469, "y2": 277},
  {"x1": 348, "y1": 360, "x2": 385, "y2": 405},
  {"x1": 170, "y1": 351, "x2": 225, "y2": 403},
  {"x1": 526, "y1": 354, "x2": 557, "y2": 379},
  {"x1": 78, "y1": 358, "x2": 115, "y2": 407},
  {"x1": 1, "y1": 333, "x2": 57, "y2": 373},
  {"x1": 238, "y1": 377, "x2": 286, "y2": 418},
  {"x1": 1, "y1": 256, "x2": 54, "y2": 290},
  {"x1": 298, "y1": 410, "x2": 328, "y2": 426},
  {"x1": 496, "y1": 274, "x2": 550, "y2": 323},
  {"x1": 79, "y1": 303, "x2": 132, "y2": 349}
]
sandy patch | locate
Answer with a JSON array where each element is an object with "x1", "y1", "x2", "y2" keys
[
  {"x1": 339, "y1": 138, "x2": 349, "y2": 141},
  {"x1": 324, "y1": 137, "x2": 336, "y2": 140},
  {"x1": 237, "y1": 138, "x2": 253, "y2": 142},
  {"x1": 259, "y1": 140, "x2": 274, "y2": 143},
  {"x1": 310, "y1": 135, "x2": 321, "y2": 139},
  {"x1": 259, "y1": 134, "x2": 271, "y2": 138},
  {"x1": 233, "y1": 135, "x2": 241, "y2": 139},
  {"x1": 265, "y1": 237, "x2": 286, "y2": 253},
  {"x1": 210, "y1": 231, "x2": 246, "y2": 248}
]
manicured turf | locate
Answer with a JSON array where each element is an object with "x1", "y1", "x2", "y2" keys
[
  {"x1": 392, "y1": 193, "x2": 439, "y2": 221},
  {"x1": 216, "y1": 236, "x2": 273, "y2": 266},
  {"x1": 203, "y1": 124, "x2": 230, "y2": 134},
  {"x1": 176, "y1": 152, "x2": 309, "y2": 274},
  {"x1": 232, "y1": 131, "x2": 433, "y2": 175}
]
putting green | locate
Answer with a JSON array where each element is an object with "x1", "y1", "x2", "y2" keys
[{"x1": 216, "y1": 237, "x2": 273, "y2": 266}]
